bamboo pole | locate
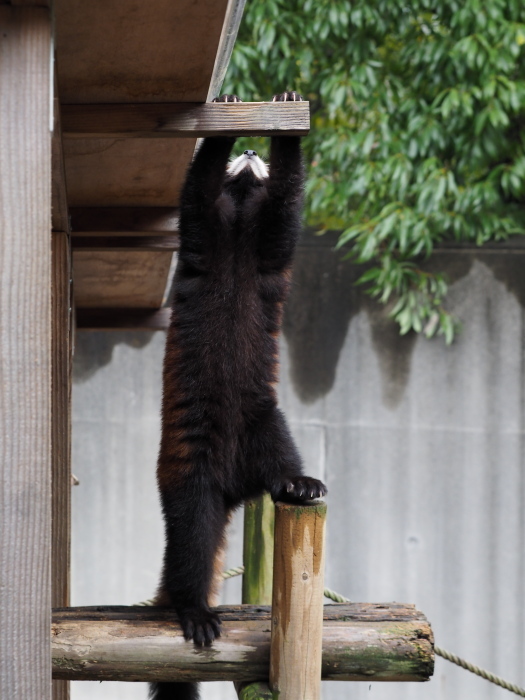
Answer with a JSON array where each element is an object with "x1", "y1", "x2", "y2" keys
[
  {"x1": 269, "y1": 502, "x2": 327, "y2": 700},
  {"x1": 243, "y1": 494, "x2": 275, "y2": 605},
  {"x1": 236, "y1": 494, "x2": 275, "y2": 700},
  {"x1": 51, "y1": 604, "x2": 434, "y2": 682}
]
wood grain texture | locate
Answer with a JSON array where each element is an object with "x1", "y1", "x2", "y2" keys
[
  {"x1": 73, "y1": 251, "x2": 173, "y2": 308},
  {"x1": 51, "y1": 604, "x2": 434, "y2": 682},
  {"x1": 61, "y1": 101, "x2": 310, "y2": 138},
  {"x1": 70, "y1": 206, "x2": 179, "y2": 234},
  {"x1": 52, "y1": 95, "x2": 69, "y2": 233},
  {"x1": 51, "y1": 232, "x2": 71, "y2": 700},
  {"x1": 72, "y1": 235, "x2": 179, "y2": 252},
  {"x1": 270, "y1": 502, "x2": 327, "y2": 700},
  {"x1": 54, "y1": 0, "x2": 229, "y2": 103},
  {"x1": 0, "y1": 7, "x2": 52, "y2": 699},
  {"x1": 63, "y1": 138, "x2": 196, "y2": 206},
  {"x1": 76, "y1": 307, "x2": 171, "y2": 330}
]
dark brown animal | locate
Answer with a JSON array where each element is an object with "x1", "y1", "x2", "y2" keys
[{"x1": 151, "y1": 92, "x2": 326, "y2": 700}]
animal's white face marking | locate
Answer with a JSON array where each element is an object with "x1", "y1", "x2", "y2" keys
[{"x1": 227, "y1": 153, "x2": 269, "y2": 180}]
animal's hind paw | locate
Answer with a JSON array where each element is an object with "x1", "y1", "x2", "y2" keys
[
  {"x1": 177, "y1": 606, "x2": 222, "y2": 647},
  {"x1": 272, "y1": 91, "x2": 304, "y2": 102},
  {"x1": 274, "y1": 476, "x2": 327, "y2": 503},
  {"x1": 213, "y1": 94, "x2": 243, "y2": 102}
]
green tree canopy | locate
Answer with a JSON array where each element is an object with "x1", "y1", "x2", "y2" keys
[{"x1": 223, "y1": 0, "x2": 525, "y2": 342}]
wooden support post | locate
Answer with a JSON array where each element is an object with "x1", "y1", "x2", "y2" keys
[
  {"x1": 243, "y1": 494, "x2": 275, "y2": 606},
  {"x1": 0, "y1": 6, "x2": 53, "y2": 699},
  {"x1": 270, "y1": 502, "x2": 327, "y2": 700},
  {"x1": 51, "y1": 232, "x2": 72, "y2": 700},
  {"x1": 236, "y1": 493, "x2": 275, "y2": 700},
  {"x1": 51, "y1": 604, "x2": 434, "y2": 682}
]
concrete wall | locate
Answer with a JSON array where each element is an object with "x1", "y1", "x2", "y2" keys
[{"x1": 70, "y1": 234, "x2": 525, "y2": 700}]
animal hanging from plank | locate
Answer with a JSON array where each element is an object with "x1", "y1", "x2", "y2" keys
[{"x1": 151, "y1": 92, "x2": 326, "y2": 700}]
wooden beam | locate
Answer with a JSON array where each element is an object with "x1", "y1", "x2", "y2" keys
[
  {"x1": 72, "y1": 235, "x2": 179, "y2": 252},
  {"x1": 51, "y1": 232, "x2": 72, "y2": 700},
  {"x1": 70, "y1": 207, "x2": 179, "y2": 234},
  {"x1": 52, "y1": 92, "x2": 69, "y2": 233},
  {"x1": 76, "y1": 307, "x2": 171, "y2": 330},
  {"x1": 61, "y1": 101, "x2": 310, "y2": 139},
  {"x1": 51, "y1": 604, "x2": 434, "y2": 683},
  {"x1": 0, "y1": 6, "x2": 52, "y2": 699},
  {"x1": 270, "y1": 502, "x2": 326, "y2": 700}
]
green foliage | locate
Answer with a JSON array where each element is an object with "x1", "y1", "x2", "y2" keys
[{"x1": 223, "y1": 0, "x2": 525, "y2": 341}]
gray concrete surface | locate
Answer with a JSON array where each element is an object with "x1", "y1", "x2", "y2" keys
[{"x1": 71, "y1": 236, "x2": 525, "y2": 700}]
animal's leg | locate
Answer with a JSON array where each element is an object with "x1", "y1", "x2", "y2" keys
[
  {"x1": 158, "y1": 475, "x2": 228, "y2": 645},
  {"x1": 247, "y1": 408, "x2": 327, "y2": 503}
]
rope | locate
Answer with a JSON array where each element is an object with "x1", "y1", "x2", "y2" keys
[
  {"x1": 434, "y1": 646, "x2": 525, "y2": 697},
  {"x1": 222, "y1": 565, "x2": 245, "y2": 579},
  {"x1": 323, "y1": 586, "x2": 350, "y2": 603}
]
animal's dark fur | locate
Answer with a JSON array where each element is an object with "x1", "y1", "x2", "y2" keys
[{"x1": 150, "y1": 93, "x2": 326, "y2": 700}]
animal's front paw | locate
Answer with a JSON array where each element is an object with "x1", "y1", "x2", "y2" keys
[
  {"x1": 213, "y1": 94, "x2": 243, "y2": 102},
  {"x1": 274, "y1": 476, "x2": 327, "y2": 503},
  {"x1": 272, "y1": 91, "x2": 304, "y2": 102},
  {"x1": 177, "y1": 606, "x2": 222, "y2": 646}
]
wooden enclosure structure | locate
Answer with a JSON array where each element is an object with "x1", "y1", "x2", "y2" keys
[{"x1": 0, "y1": 2, "x2": 434, "y2": 699}]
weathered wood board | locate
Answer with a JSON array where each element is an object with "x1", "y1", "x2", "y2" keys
[
  {"x1": 51, "y1": 604, "x2": 434, "y2": 683},
  {"x1": 61, "y1": 101, "x2": 311, "y2": 138}
]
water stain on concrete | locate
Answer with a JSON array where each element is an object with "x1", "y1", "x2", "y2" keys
[
  {"x1": 73, "y1": 331, "x2": 157, "y2": 383},
  {"x1": 283, "y1": 232, "x2": 419, "y2": 407}
]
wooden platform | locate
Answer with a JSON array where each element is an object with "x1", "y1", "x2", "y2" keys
[{"x1": 53, "y1": 0, "x2": 309, "y2": 324}]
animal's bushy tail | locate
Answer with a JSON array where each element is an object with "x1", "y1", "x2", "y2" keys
[{"x1": 149, "y1": 682, "x2": 199, "y2": 700}]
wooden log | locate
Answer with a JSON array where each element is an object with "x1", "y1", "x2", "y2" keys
[
  {"x1": 69, "y1": 207, "x2": 179, "y2": 235},
  {"x1": 61, "y1": 101, "x2": 310, "y2": 139},
  {"x1": 75, "y1": 307, "x2": 171, "y2": 330},
  {"x1": 0, "y1": 6, "x2": 53, "y2": 699},
  {"x1": 270, "y1": 502, "x2": 326, "y2": 700},
  {"x1": 51, "y1": 604, "x2": 434, "y2": 683}
]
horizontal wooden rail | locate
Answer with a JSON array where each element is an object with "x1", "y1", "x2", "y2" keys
[
  {"x1": 72, "y1": 235, "x2": 179, "y2": 252},
  {"x1": 76, "y1": 308, "x2": 171, "y2": 330},
  {"x1": 61, "y1": 101, "x2": 310, "y2": 138},
  {"x1": 52, "y1": 604, "x2": 434, "y2": 683},
  {"x1": 70, "y1": 207, "x2": 180, "y2": 235}
]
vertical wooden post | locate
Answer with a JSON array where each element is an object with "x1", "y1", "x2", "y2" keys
[
  {"x1": 51, "y1": 232, "x2": 72, "y2": 700},
  {"x1": 242, "y1": 493, "x2": 275, "y2": 605},
  {"x1": 0, "y1": 6, "x2": 53, "y2": 700},
  {"x1": 270, "y1": 502, "x2": 327, "y2": 700}
]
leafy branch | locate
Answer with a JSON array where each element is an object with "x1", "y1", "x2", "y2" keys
[{"x1": 224, "y1": 0, "x2": 525, "y2": 342}]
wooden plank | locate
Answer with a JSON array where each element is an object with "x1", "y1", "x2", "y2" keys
[
  {"x1": 70, "y1": 207, "x2": 179, "y2": 234},
  {"x1": 72, "y1": 235, "x2": 179, "y2": 252},
  {"x1": 63, "y1": 138, "x2": 195, "y2": 206},
  {"x1": 76, "y1": 308, "x2": 171, "y2": 331},
  {"x1": 61, "y1": 101, "x2": 311, "y2": 139},
  {"x1": 270, "y1": 502, "x2": 326, "y2": 700},
  {"x1": 54, "y1": 0, "x2": 230, "y2": 103},
  {"x1": 0, "y1": 6, "x2": 52, "y2": 699},
  {"x1": 73, "y1": 251, "x2": 173, "y2": 308},
  {"x1": 51, "y1": 604, "x2": 434, "y2": 683},
  {"x1": 51, "y1": 91, "x2": 69, "y2": 232},
  {"x1": 51, "y1": 231, "x2": 71, "y2": 700}
]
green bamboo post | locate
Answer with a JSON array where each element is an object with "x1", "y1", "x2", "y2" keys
[
  {"x1": 236, "y1": 493, "x2": 275, "y2": 700},
  {"x1": 242, "y1": 493, "x2": 275, "y2": 605}
]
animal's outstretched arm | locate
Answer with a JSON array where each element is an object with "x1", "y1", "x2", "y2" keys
[{"x1": 257, "y1": 92, "x2": 305, "y2": 272}]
